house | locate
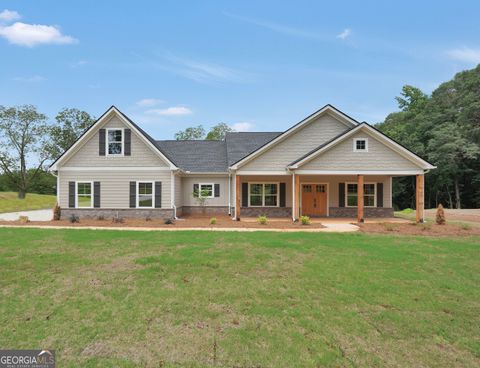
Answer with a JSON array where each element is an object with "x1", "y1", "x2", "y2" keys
[{"x1": 49, "y1": 105, "x2": 436, "y2": 223}]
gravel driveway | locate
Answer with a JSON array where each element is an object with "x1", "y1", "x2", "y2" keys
[{"x1": 0, "y1": 209, "x2": 52, "y2": 221}]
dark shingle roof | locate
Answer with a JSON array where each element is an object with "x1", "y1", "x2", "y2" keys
[
  {"x1": 225, "y1": 132, "x2": 281, "y2": 166},
  {"x1": 155, "y1": 140, "x2": 228, "y2": 172}
]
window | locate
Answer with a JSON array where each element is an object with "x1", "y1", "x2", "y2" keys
[
  {"x1": 346, "y1": 183, "x2": 376, "y2": 207},
  {"x1": 198, "y1": 183, "x2": 214, "y2": 198},
  {"x1": 107, "y1": 129, "x2": 123, "y2": 155},
  {"x1": 76, "y1": 182, "x2": 92, "y2": 208},
  {"x1": 249, "y1": 183, "x2": 278, "y2": 207},
  {"x1": 137, "y1": 182, "x2": 154, "y2": 208},
  {"x1": 353, "y1": 138, "x2": 368, "y2": 152}
]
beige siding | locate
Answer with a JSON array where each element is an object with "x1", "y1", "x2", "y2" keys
[
  {"x1": 59, "y1": 170, "x2": 171, "y2": 209},
  {"x1": 298, "y1": 175, "x2": 392, "y2": 208},
  {"x1": 240, "y1": 113, "x2": 350, "y2": 171},
  {"x1": 181, "y1": 176, "x2": 229, "y2": 206},
  {"x1": 63, "y1": 116, "x2": 169, "y2": 167},
  {"x1": 174, "y1": 175, "x2": 183, "y2": 207},
  {"x1": 301, "y1": 131, "x2": 421, "y2": 171}
]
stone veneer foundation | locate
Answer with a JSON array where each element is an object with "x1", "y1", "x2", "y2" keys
[
  {"x1": 61, "y1": 208, "x2": 174, "y2": 220},
  {"x1": 328, "y1": 207, "x2": 394, "y2": 217}
]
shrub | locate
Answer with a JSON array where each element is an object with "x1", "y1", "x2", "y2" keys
[
  {"x1": 436, "y1": 204, "x2": 446, "y2": 225},
  {"x1": 460, "y1": 223, "x2": 471, "y2": 230},
  {"x1": 145, "y1": 215, "x2": 152, "y2": 222},
  {"x1": 300, "y1": 215, "x2": 311, "y2": 225},
  {"x1": 112, "y1": 215, "x2": 124, "y2": 224},
  {"x1": 18, "y1": 215, "x2": 30, "y2": 223},
  {"x1": 384, "y1": 223, "x2": 397, "y2": 231},
  {"x1": 401, "y1": 208, "x2": 414, "y2": 214},
  {"x1": 53, "y1": 203, "x2": 61, "y2": 221},
  {"x1": 69, "y1": 214, "x2": 79, "y2": 223},
  {"x1": 418, "y1": 222, "x2": 431, "y2": 231},
  {"x1": 258, "y1": 215, "x2": 268, "y2": 225},
  {"x1": 210, "y1": 217, "x2": 217, "y2": 225},
  {"x1": 164, "y1": 218, "x2": 174, "y2": 225}
]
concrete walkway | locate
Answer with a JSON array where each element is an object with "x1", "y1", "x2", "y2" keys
[{"x1": 0, "y1": 209, "x2": 52, "y2": 221}]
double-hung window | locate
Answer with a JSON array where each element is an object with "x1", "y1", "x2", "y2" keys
[
  {"x1": 198, "y1": 183, "x2": 214, "y2": 198},
  {"x1": 76, "y1": 182, "x2": 93, "y2": 208},
  {"x1": 107, "y1": 129, "x2": 123, "y2": 155},
  {"x1": 137, "y1": 182, "x2": 154, "y2": 208},
  {"x1": 249, "y1": 183, "x2": 278, "y2": 207},
  {"x1": 346, "y1": 183, "x2": 376, "y2": 207}
]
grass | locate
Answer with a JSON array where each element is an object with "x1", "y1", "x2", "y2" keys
[
  {"x1": 0, "y1": 228, "x2": 479, "y2": 367},
  {"x1": 0, "y1": 192, "x2": 56, "y2": 213}
]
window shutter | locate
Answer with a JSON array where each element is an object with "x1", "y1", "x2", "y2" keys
[
  {"x1": 124, "y1": 129, "x2": 131, "y2": 156},
  {"x1": 193, "y1": 184, "x2": 199, "y2": 197},
  {"x1": 214, "y1": 184, "x2": 220, "y2": 197},
  {"x1": 69, "y1": 182, "x2": 75, "y2": 208},
  {"x1": 242, "y1": 183, "x2": 248, "y2": 207},
  {"x1": 94, "y1": 181, "x2": 101, "y2": 208},
  {"x1": 339, "y1": 183, "x2": 345, "y2": 207},
  {"x1": 377, "y1": 183, "x2": 384, "y2": 207},
  {"x1": 279, "y1": 183, "x2": 286, "y2": 207},
  {"x1": 129, "y1": 182, "x2": 136, "y2": 208},
  {"x1": 99, "y1": 129, "x2": 106, "y2": 156},
  {"x1": 155, "y1": 182, "x2": 162, "y2": 208}
]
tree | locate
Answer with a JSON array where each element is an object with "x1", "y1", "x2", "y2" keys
[
  {"x1": 206, "y1": 123, "x2": 233, "y2": 140},
  {"x1": 47, "y1": 108, "x2": 95, "y2": 160},
  {"x1": 0, "y1": 105, "x2": 50, "y2": 198},
  {"x1": 175, "y1": 125, "x2": 206, "y2": 140},
  {"x1": 395, "y1": 85, "x2": 428, "y2": 113}
]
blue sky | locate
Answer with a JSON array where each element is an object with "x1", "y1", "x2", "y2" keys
[{"x1": 1, "y1": 0, "x2": 479, "y2": 139}]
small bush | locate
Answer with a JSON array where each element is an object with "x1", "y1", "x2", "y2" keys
[
  {"x1": 300, "y1": 215, "x2": 311, "y2": 225},
  {"x1": 18, "y1": 215, "x2": 30, "y2": 223},
  {"x1": 418, "y1": 222, "x2": 431, "y2": 231},
  {"x1": 436, "y1": 204, "x2": 446, "y2": 225},
  {"x1": 460, "y1": 223, "x2": 471, "y2": 230},
  {"x1": 96, "y1": 215, "x2": 105, "y2": 221},
  {"x1": 210, "y1": 217, "x2": 217, "y2": 225},
  {"x1": 400, "y1": 208, "x2": 414, "y2": 214},
  {"x1": 69, "y1": 214, "x2": 79, "y2": 223},
  {"x1": 384, "y1": 223, "x2": 397, "y2": 232},
  {"x1": 164, "y1": 218, "x2": 174, "y2": 225},
  {"x1": 258, "y1": 215, "x2": 268, "y2": 225},
  {"x1": 112, "y1": 213, "x2": 123, "y2": 223},
  {"x1": 145, "y1": 215, "x2": 152, "y2": 222},
  {"x1": 53, "y1": 203, "x2": 61, "y2": 221}
]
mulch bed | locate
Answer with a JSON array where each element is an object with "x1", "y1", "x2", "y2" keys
[
  {"x1": 0, "y1": 215, "x2": 325, "y2": 229},
  {"x1": 359, "y1": 222, "x2": 480, "y2": 237}
]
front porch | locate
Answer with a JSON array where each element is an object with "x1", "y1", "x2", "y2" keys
[{"x1": 233, "y1": 173, "x2": 425, "y2": 223}]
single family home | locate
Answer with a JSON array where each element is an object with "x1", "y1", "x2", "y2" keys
[{"x1": 49, "y1": 105, "x2": 435, "y2": 222}]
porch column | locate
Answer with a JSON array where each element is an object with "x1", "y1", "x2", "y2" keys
[
  {"x1": 416, "y1": 174, "x2": 424, "y2": 223},
  {"x1": 235, "y1": 175, "x2": 241, "y2": 220},
  {"x1": 357, "y1": 174, "x2": 364, "y2": 223},
  {"x1": 294, "y1": 173, "x2": 300, "y2": 221}
]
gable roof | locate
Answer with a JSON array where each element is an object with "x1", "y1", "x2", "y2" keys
[
  {"x1": 229, "y1": 104, "x2": 359, "y2": 169},
  {"x1": 287, "y1": 122, "x2": 436, "y2": 170},
  {"x1": 49, "y1": 106, "x2": 177, "y2": 171}
]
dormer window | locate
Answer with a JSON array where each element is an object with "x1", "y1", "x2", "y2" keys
[
  {"x1": 107, "y1": 129, "x2": 123, "y2": 155},
  {"x1": 353, "y1": 138, "x2": 368, "y2": 152}
]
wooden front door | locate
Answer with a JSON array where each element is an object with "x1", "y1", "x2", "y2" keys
[{"x1": 302, "y1": 184, "x2": 327, "y2": 217}]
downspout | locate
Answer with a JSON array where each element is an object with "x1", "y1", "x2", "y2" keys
[
  {"x1": 171, "y1": 169, "x2": 178, "y2": 219},
  {"x1": 291, "y1": 171, "x2": 295, "y2": 222},
  {"x1": 50, "y1": 170, "x2": 59, "y2": 205},
  {"x1": 228, "y1": 171, "x2": 231, "y2": 215}
]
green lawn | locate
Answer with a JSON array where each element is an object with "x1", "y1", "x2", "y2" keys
[
  {"x1": 0, "y1": 192, "x2": 56, "y2": 213},
  {"x1": 0, "y1": 229, "x2": 478, "y2": 367}
]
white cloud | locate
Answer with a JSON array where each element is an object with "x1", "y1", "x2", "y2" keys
[
  {"x1": 70, "y1": 60, "x2": 87, "y2": 67},
  {"x1": 446, "y1": 47, "x2": 480, "y2": 64},
  {"x1": 13, "y1": 75, "x2": 46, "y2": 82},
  {"x1": 0, "y1": 22, "x2": 77, "y2": 47},
  {"x1": 146, "y1": 106, "x2": 192, "y2": 116},
  {"x1": 136, "y1": 98, "x2": 164, "y2": 107},
  {"x1": 336, "y1": 28, "x2": 351, "y2": 40},
  {"x1": 0, "y1": 9, "x2": 21, "y2": 22},
  {"x1": 231, "y1": 122, "x2": 255, "y2": 132}
]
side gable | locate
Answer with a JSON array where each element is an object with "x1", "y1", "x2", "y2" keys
[
  {"x1": 50, "y1": 106, "x2": 177, "y2": 170},
  {"x1": 230, "y1": 105, "x2": 358, "y2": 170},
  {"x1": 289, "y1": 123, "x2": 436, "y2": 172}
]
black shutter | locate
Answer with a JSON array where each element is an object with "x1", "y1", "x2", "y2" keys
[
  {"x1": 68, "y1": 182, "x2": 75, "y2": 208},
  {"x1": 377, "y1": 183, "x2": 384, "y2": 207},
  {"x1": 339, "y1": 183, "x2": 345, "y2": 207},
  {"x1": 155, "y1": 182, "x2": 162, "y2": 208},
  {"x1": 124, "y1": 129, "x2": 131, "y2": 156},
  {"x1": 279, "y1": 183, "x2": 286, "y2": 207},
  {"x1": 94, "y1": 181, "x2": 101, "y2": 208},
  {"x1": 193, "y1": 184, "x2": 199, "y2": 197},
  {"x1": 214, "y1": 184, "x2": 220, "y2": 197},
  {"x1": 129, "y1": 182, "x2": 136, "y2": 208},
  {"x1": 99, "y1": 129, "x2": 106, "y2": 156},
  {"x1": 242, "y1": 183, "x2": 248, "y2": 207}
]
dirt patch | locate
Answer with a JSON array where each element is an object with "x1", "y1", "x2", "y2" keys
[
  {"x1": 359, "y1": 221, "x2": 480, "y2": 237},
  {"x1": 0, "y1": 215, "x2": 325, "y2": 230}
]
